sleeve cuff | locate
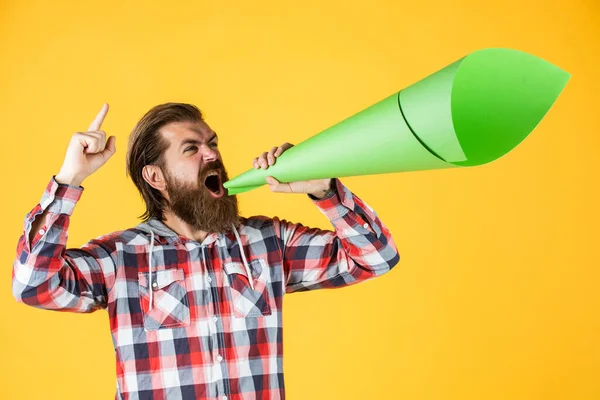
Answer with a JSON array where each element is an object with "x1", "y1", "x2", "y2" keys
[
  {"x1": 311, "y1": 179, "x2": 356, "y2": 221},
  {"x1": 39, "y1": 176, "x2": 84, "y2": 216}
]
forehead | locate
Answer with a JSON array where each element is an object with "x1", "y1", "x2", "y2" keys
[{"x1": 159, "y1": 120, "x2": 216, "y2": 145}]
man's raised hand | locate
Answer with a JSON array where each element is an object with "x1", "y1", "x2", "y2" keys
[{"x1": 55, "y1": 103, "x2": 116, "y2": 187}]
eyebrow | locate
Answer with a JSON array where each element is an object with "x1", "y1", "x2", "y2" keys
[{"x1": 179, "y1": 133, "x2": 218, "y2": 149}]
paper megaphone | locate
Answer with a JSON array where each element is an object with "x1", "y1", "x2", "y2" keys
[{"x1": 223, "y1": 48, "x2": 570, "y2": 195}]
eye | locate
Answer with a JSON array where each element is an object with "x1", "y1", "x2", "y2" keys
[
  {"x1": 184, "y1": 145, "x2": 198, "y2": 153},
  {"x1": 209, "y1": 142, "x2": 218, "y2": 148}
]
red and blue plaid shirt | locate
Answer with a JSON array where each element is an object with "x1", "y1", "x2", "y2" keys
[{"x1": 13, "y1": 177, "x2": 400, "y2": 400}]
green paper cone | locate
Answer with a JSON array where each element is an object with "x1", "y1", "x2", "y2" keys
[
  {"x1": 223, "y1": 48, "x2": 570, "y2": 195},
  {"x1": 226, "y1": 185, "x2": 264, "y2": 195}
]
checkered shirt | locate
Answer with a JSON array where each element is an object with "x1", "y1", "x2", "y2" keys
[{"x1": 12, "y1": 177, "x2": 400, "y2": 400}]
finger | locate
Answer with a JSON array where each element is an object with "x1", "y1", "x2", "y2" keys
[
  {"x1": 87, "y1": 130, "x2": 106, "y2": 139},
  {"x1": 265, "y1": 176, "x2": 292, "y2": 193},
  {"x1": 84, "y1": 131, "x2": 106, "y2": 153},
  {"x1": 267, "y1": 147, "x2": 278, "y2": 166},
  {"x1": 258, "y1": 152, "x2": 268, "y2": 169},
  {"x1": 88, "y1": 103, "x2": 109, "y2": 131},
  {"x1": 252, "y1": 157, "x2": 259, "y2": 169},
  {"x1": 86, "y1": 130, "x2": 107, "y2": 146},
  {"x1": 274, "y1": 142, "x2": 294, "y2": 157},
  {"x1": 99, "y1": 136, "x2": 117, "y2": 159},
  {"x1": 77, "y1": 134, "x2": 102, "y2": 154}
]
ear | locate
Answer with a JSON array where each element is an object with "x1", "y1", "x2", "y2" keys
[{"x1": 142, "y1": 165, "x2": 167, "y2": 191}]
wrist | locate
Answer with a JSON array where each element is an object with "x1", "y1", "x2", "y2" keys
[
  {"x1": 55, "y1": 172, "x2": 83, "y2": 187},
  {"x1": 309, "y1": 179, "x2": 336, "y2": 200}
]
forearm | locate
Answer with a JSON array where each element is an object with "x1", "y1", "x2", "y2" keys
[
  {"x1": 281, "y1": 179, "x2": 400, "y2": 292},
  {"x1": 28, "y1": 208, "x2": 50, "y2": 244},
  {"x1": 28, "y1": 176, "x2": 75, "y2": 243},
  {"x1": 314, "y1": 179, "x2": 399, "y2": 267},
  {"x1": 307, "y1": 179, "x2": 336, "y2": 200},
  {"x1": 13, "y1": 178, "x2": 108, "y2": 312}
]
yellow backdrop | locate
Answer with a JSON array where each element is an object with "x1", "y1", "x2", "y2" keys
[{"x1": 1, "y1": 1, "x2": 598, "y2": 399}]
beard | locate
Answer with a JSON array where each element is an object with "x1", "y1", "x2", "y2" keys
[{"x1": 164, "y1": 160, "x2": 240, "y2": 234}]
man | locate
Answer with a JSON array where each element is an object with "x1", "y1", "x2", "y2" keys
[{"x1": 12, "y1": 102, "x2": 399, "y2": 400}]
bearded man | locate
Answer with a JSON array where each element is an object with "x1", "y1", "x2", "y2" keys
[{"x1": 12, "y1": 102, "x2": 400, "y2": 400}]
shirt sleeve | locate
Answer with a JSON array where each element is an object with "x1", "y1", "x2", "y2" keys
[
  {"x1": 275, "y1": 179, "x2": 400, "y2": 293},
  {"x1": 12, "y1": 177, "x2": 116, "y2": 313}
]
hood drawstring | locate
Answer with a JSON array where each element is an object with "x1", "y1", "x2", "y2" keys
[
  {"x1": 146, "y1": 225, "x2": 254, "y2": 305},
  {"x1": 232, "y1": 223, "x2": 254, "y2": 290},
  {"x1": 148, "y1": 230, "x2": 155, "y2": 310}
]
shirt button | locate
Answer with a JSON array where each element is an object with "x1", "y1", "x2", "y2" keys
[
  {"x1": 212, "y1": 316, "x2": 218, "y2": 322},
  {"x1": 207, "y1": 276, "x2": 212, "y2": 283},
  {"x1": 151, "y1": 282, "x2": 158, "y2": 290},
  {"x1": 223, "y1": 397, "x2": 228, "y2": 400},
  {"x1": 38, "y1": 229, "x2": 46, "y2": 236},
  {"x1": 363, "y1": 223, "x2": 369, "y2": 229},
  {"x1": 217, "y1": 355, "x2": 223, "y2": 362}
]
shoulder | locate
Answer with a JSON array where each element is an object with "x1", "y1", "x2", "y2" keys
[
  {"x1": 239, "y1": 215, "x2": 273, "y2": 229},
  {"x1": 82, "y1": 227, "x2": 151, "y2": 251},
  {"x1": 236, "y1": 215, "x2": 281, "y2": 241}
]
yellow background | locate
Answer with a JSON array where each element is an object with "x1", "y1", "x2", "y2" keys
[{"x1": 1, "y1": 0, "x2": 598, "y2": 399}]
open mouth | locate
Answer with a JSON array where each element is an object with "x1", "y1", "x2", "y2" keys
[{"x1": 203, "y1": 170, "x2": 225, "y2": 198}]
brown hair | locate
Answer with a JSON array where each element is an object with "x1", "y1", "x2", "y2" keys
[{"x1": 126, "y1": 103, "x2": 203, "y2": 221}]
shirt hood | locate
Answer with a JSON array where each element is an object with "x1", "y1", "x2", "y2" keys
[{"x1": 135, "y1": 218, "x2": 255, "y2": 294}]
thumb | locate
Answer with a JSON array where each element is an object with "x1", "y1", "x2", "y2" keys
[
  {"x1": 100, "y1": 136, "x2": 116, "y2": 159},
  {"x1": 266, "y1": 176, "x2": 292, "y2": 193}
]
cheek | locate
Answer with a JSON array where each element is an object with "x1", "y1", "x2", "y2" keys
[{"x1": 171, "y1": 162, "x2": 201, "y2": 183}]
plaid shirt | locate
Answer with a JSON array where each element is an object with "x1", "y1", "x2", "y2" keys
[{"x1": 12, "y1": 177, "x2": 400, "y2": 400}]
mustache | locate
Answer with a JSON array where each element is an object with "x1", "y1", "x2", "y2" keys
[{"x1": 199, "y1": 160, "x2": 225, "y2": 179}]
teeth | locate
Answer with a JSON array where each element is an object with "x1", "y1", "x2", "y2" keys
[{"x1": 207, "y1": 171, "x2": 219, "y2": 177}]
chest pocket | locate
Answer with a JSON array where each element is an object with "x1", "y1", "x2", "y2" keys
[
  {"x1": 224, "y1": 258, "x2": 272, "y2": 318},
  {"x1": 138, "y1": 268, "x2": 190, "y2": 331}
]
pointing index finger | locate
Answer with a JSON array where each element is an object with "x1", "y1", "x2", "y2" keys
[{"x1": 88, "y1": 103, "x2": 109, "y2": 131}]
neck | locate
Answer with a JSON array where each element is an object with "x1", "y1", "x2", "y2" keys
[{"x1": 162, "y1": 211, "x2": 209, "y2": 243}]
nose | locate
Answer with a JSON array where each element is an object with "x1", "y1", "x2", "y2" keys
[{"x1": 201, "y1": 145, "x2": 219, "y2": 163}]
